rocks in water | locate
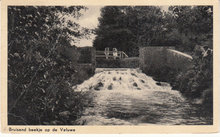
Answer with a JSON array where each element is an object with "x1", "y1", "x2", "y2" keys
[
  {"x1": 94, "y1": 82, "x2": 104, "y2": 90},
  {"x1": 133, "y1": 82, "x2": 138, "y2": 87},
  {"x1": 113, "y1": 77, "x2": 116, "y2": 81},
  {"x1": 140, "y1": 79, "x2": 145, "y2": 83},
  {"x1": 156, "y1": 82, "x2": 170, "y2": 87},
  {"x1": 132, "y1": 82, "x2": 141, "y2": 90},
  {"x1": 156, "y1": 82, "x2": 161, "y2": 86},
  {"x1": 108, "y1": 83, "x2": 113, "y2": 90},
  {"x1": 131, "y1": 73, "x2": 137, "y2": 77},
  {"x1": 89, "y1": 86, "x2": 93, "y2": 90}
]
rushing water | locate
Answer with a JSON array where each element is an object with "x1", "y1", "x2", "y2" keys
[{"x1": 73, "y1": 68, "x2": 212, "y2": 125}]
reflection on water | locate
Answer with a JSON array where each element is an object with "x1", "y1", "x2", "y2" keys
[{"x1": 73, "y1": 68, "x2": 212, "y2": 125}]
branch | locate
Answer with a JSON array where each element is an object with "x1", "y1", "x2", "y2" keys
[
  {"x1": 8, "y1": 113, "x2": 28, "y2": 125},
  {"x1": 8, "y1": 36, "x2": 60, "y2": 113}
]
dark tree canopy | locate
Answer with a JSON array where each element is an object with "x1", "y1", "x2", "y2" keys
[
  {"x1": 93, "y1": 6, "x2": 164, "y2": 57},
  {"x1": 168, "y1": 6, "x2": 213, "y2": 51},
  {"x1": 93, "y1": 6, "x2": 213, "y2": 56}
]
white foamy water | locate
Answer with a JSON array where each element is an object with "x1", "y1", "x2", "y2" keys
[
  {"x1": 73, "y1": 68, "x2": 173, "y2": 92},
  {"x1": 72, "y1": 68, "x2": 212, "y2": 125}
]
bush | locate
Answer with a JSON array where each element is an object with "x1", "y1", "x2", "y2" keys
[
  {"x1": 140, "y1": 45, "x2": 213, "y2": 116},
  {"x1": 77, "y1": 47, "x2": 95, "y2": 64},
  {"x1": 8, "y1": 45, "x2": 95, "y2": 125},
  {"x1": 173, "y1": 46, "x2": 213, "y2": 99},
  {"x1": 7, "y1": 6, "x2": 94, "y2": 125},
  {"x1": 8, "y1": 81, "x2": 92, "y2": 125}
]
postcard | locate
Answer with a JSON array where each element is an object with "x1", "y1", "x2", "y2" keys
[{"x1": 1, "y1": 0, "x2": 219, "y2": 134}]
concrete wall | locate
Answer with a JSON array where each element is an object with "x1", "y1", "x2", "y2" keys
[
  {"x1": 96, "y1": 57, "x2": 139, "y2": 68},
  {"x1": 139, "y1": 47, "x2": 193, "y2": 74},
  {"x1": 166, "y1": 49, "x2": 193, "y2": 71}
]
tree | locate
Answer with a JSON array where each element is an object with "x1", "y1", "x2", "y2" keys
[
  {"x1": 165, "y1": 6, "x2": 213, "y2": 116},
  {"x1": 93, "y1": 6, "x2": 165, "y2": 57},
  {"x1": 94, "y1": 6, "x2": 213, "y2": 55},
  {"x1": 168, "y1": 6, "x2": 213, "y2": 51},
  {"x1": 93, "y1": 6, "x2": 135, "y2": 56},
  {"x1": 8, "y1": 6, "x2": 93, "y2": 125}
]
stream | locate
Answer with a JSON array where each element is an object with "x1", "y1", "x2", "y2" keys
[{"x1": 72, "y1": 68, "x2": 212, "y2": 125}]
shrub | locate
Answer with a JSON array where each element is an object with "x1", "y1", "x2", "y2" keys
[
  {"x1": 8, "y1": 46, "x2": 95, "y2": 125},
  {"x1": 174, "y1": 46, "x2": 213, "y2": 99},
  {"x1": 7, "y1": 6, "x2": 94, "y2": 125}
]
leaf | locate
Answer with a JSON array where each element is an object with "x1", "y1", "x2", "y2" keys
[
  {"x1": 40, "y1": 88, "x2": 45, "y2": 93},
  {"x1": 14, "y1": 53, "x2": 20, "y2": 57},
  {"x1": 59, "y1": 111, "x2": 71, "y2": 118}
]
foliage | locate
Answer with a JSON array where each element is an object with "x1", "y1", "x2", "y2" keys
[
  {"x1": 8, "y1": 6, "x2": 94, "y2": 125},
  {"x1": 166, "y1": 7, "x2": 213, "y2": 106},
  {"x1": 93, "y1": 6, "x2": 164, "y2": 57},
  {"x1": 167, "y1": 6, "x2": 213, "y2": 51},
  {"x1": 93, "y1": 6, "x2": 213, "y2": 56},
  {"x1": 77, "y1": 47, "x2": 95, "y2": 64},
  {"x1": 8, "y1": 6, "x2": 213, "y2": 124},
  {"x1": 174, "y1": 46, "x2": 213, "y2": 99}
]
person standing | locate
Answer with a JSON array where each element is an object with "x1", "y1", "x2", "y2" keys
[
  {"x1": 104, "y1": 47, "x2": 110, "y2": 59},
  {"x1": 113, "y1": 48, "x2": 118, "y2": 60}
]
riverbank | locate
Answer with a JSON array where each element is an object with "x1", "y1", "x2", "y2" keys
[
  {"x1": 142, "y1": 59, "x2": 213, "y2": 123},
  {"x1": 139, "y1": 46, "x2": 213, "y2": 119}
]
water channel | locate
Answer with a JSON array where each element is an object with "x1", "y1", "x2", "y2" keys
[{"x1": 73, "y1": 68, "x2": 212, "y2": 125}]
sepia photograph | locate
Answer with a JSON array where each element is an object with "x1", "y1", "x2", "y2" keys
[
  {"x1": 1, "y1": 0, "x2": 219, "y2": 134},
  {"x1": 7, "y1": 5, "x2": 213, "y2": 126}
]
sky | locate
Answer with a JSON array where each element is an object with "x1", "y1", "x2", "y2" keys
[
  {"x1": 75, "y1": 6, "x2": 169, "y2": 47},
  {"x1": 74, "y1": 6, "x2": 103, "y2": 47}
]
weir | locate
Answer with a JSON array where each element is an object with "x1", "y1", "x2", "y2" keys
[
  {"x1": 71, "y1": 48, "x2": 206, "y2": 125},
  {"x1": 73, "y1": 68, "x2": 211, "y2": 125}
]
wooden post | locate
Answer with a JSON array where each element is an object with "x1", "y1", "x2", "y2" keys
[{"x1": 119, "y1": 51, "x2": 122, "y2": 59}]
